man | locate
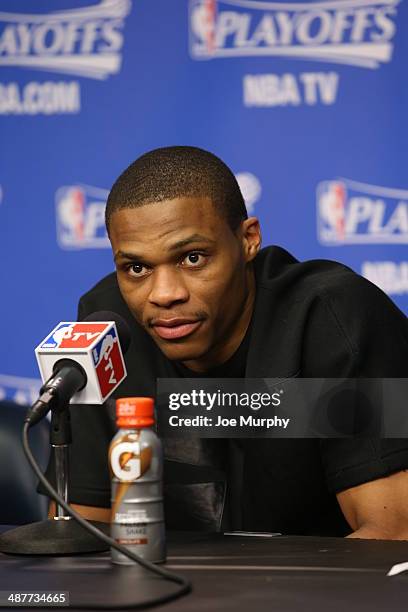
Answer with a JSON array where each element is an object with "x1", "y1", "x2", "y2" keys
[{"x1": 46, "y1": 146, "x2": 408, "y2": 539}]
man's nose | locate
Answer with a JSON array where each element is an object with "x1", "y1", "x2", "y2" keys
[{"x1": 148, "y1": 266, "x2": 189, "y2": 307}]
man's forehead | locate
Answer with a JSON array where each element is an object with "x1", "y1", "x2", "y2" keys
[
  {"x1": 109, "y1": 196, "x2": 231, "y2": 258},
  {"x1": 109, "y1": 196, "x2": 224, "y2": 236}
]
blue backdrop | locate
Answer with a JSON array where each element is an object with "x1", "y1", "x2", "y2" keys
[{"x1": 1, "y1": 0, "x2": 407, "y2": 404}]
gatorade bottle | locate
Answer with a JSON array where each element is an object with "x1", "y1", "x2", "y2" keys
[{"x1": 109, "y1": 397, "x2": 166, "y2": 564}]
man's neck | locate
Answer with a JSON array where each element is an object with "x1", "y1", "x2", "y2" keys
[{"x1": 181, "y1": 270, "x2": 256, "y2": 373}]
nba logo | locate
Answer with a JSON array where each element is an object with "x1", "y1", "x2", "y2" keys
[
  {"x1": 317, "y1": 181, "x2": 347, "y2": 244},
  {"x1": 55, "y1": 184, "x2": 110, "y2": 250},
  {"x1": 190, "y1": 0, "x2": 217, "y2": 57},
  {"x1": 40, "y1": 323, "x2": 75, "y2": 349}
]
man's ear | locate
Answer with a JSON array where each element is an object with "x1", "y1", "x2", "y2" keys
[{"x1": 241, "y1": 217, "x2": 262, "y2": 262}]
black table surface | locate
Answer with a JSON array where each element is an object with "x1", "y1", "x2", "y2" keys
[{"x1": 1, "y1": 528, "x2": 408, "y2": 611}]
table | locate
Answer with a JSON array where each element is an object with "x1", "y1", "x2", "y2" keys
[{"x1": 1, "y1": 530, "x2": 408, "y2": 611}]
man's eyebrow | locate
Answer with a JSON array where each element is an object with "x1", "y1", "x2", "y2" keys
[
  {"x1": 167, "y1": 234, "x2": 215, "y2": 251},
  {"x1": 114, "y1": 250, "x2": 143, "y2": 262},
  {"x1": 114, "y1": 235, "x2": 215, "y2": 261}
]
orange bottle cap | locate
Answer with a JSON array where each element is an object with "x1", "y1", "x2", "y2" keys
[{"x1": 116, "y1": 397, "x2": 154, "y2": 428}]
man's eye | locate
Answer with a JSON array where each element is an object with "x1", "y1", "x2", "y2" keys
[
  {"x1": 182, "y1": 252, "x2": 206, "y2": 267},
  {"x1": 127, "y1": 263, "x2": 147, "y2": 276}
]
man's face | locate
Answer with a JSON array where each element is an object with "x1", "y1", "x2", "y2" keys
[{"x1": 109, "y1": 197, "x2": 258, "y2": 368}]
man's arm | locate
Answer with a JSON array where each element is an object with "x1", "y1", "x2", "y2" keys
[
  {"x1": 48, "y1": 501, "x2": 111, "y2": 523},
  {"x1": 336, "y1": 470, "x2": 408, "y2": 540}
]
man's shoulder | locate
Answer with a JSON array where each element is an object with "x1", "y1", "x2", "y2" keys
[
  {"x1": 257, "y1": 245, "x2": 398, "y2": 309},
  {"x1": 257, "y1": 245, "x2": 407, "y2": 350}
]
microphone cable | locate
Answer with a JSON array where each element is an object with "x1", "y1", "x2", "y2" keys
[{"x1": 22, "y1": 418, "x2": 192, "y2": 610}]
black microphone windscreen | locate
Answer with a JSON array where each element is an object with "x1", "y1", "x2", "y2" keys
[{"x1": 83, "y1": 311, "x2": 131, "y2": 354}]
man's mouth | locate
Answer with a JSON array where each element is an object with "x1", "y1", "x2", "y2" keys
[{"x1": 150, "y1": 318, "x2": 203, "y2": 340}]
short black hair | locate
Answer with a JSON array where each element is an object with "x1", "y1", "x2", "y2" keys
[{"x1": 105, "y1": 146, "x2": 248, "y2": 232}]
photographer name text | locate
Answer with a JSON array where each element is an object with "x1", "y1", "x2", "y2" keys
[{"x1": 168, "y1": 414, "x2": 290, "y2": 429}]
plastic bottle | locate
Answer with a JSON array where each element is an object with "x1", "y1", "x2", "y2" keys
[{"x1": 109, "y1": 397, "x2": 166, "y2": 564}]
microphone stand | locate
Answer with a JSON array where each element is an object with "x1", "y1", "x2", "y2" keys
[{"x1": 0, "y1": 399, "x2": 109, "y2": 555}]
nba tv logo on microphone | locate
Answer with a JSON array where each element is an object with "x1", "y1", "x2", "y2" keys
[{"x1": 36, "y1": 321, "x2": 126, "y2": 403}]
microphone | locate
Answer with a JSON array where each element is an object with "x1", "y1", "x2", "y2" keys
[
  {"x1": 0, "y1": 311, "x2": 132, "y2": 557},
  {"x1": 28, "y1": 311, "x2": 131, "y2": 425}
]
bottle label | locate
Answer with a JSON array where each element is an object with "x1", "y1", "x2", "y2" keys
[
  {"x1": 109, "y1": 432, "x2": 152, "y2": 481},
  {"x1": 109, "y1": 427, "x2": 166, "y2": 564},
  {"x1": 116, "y1": 523, "x2": 148, "y2": 546}
]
